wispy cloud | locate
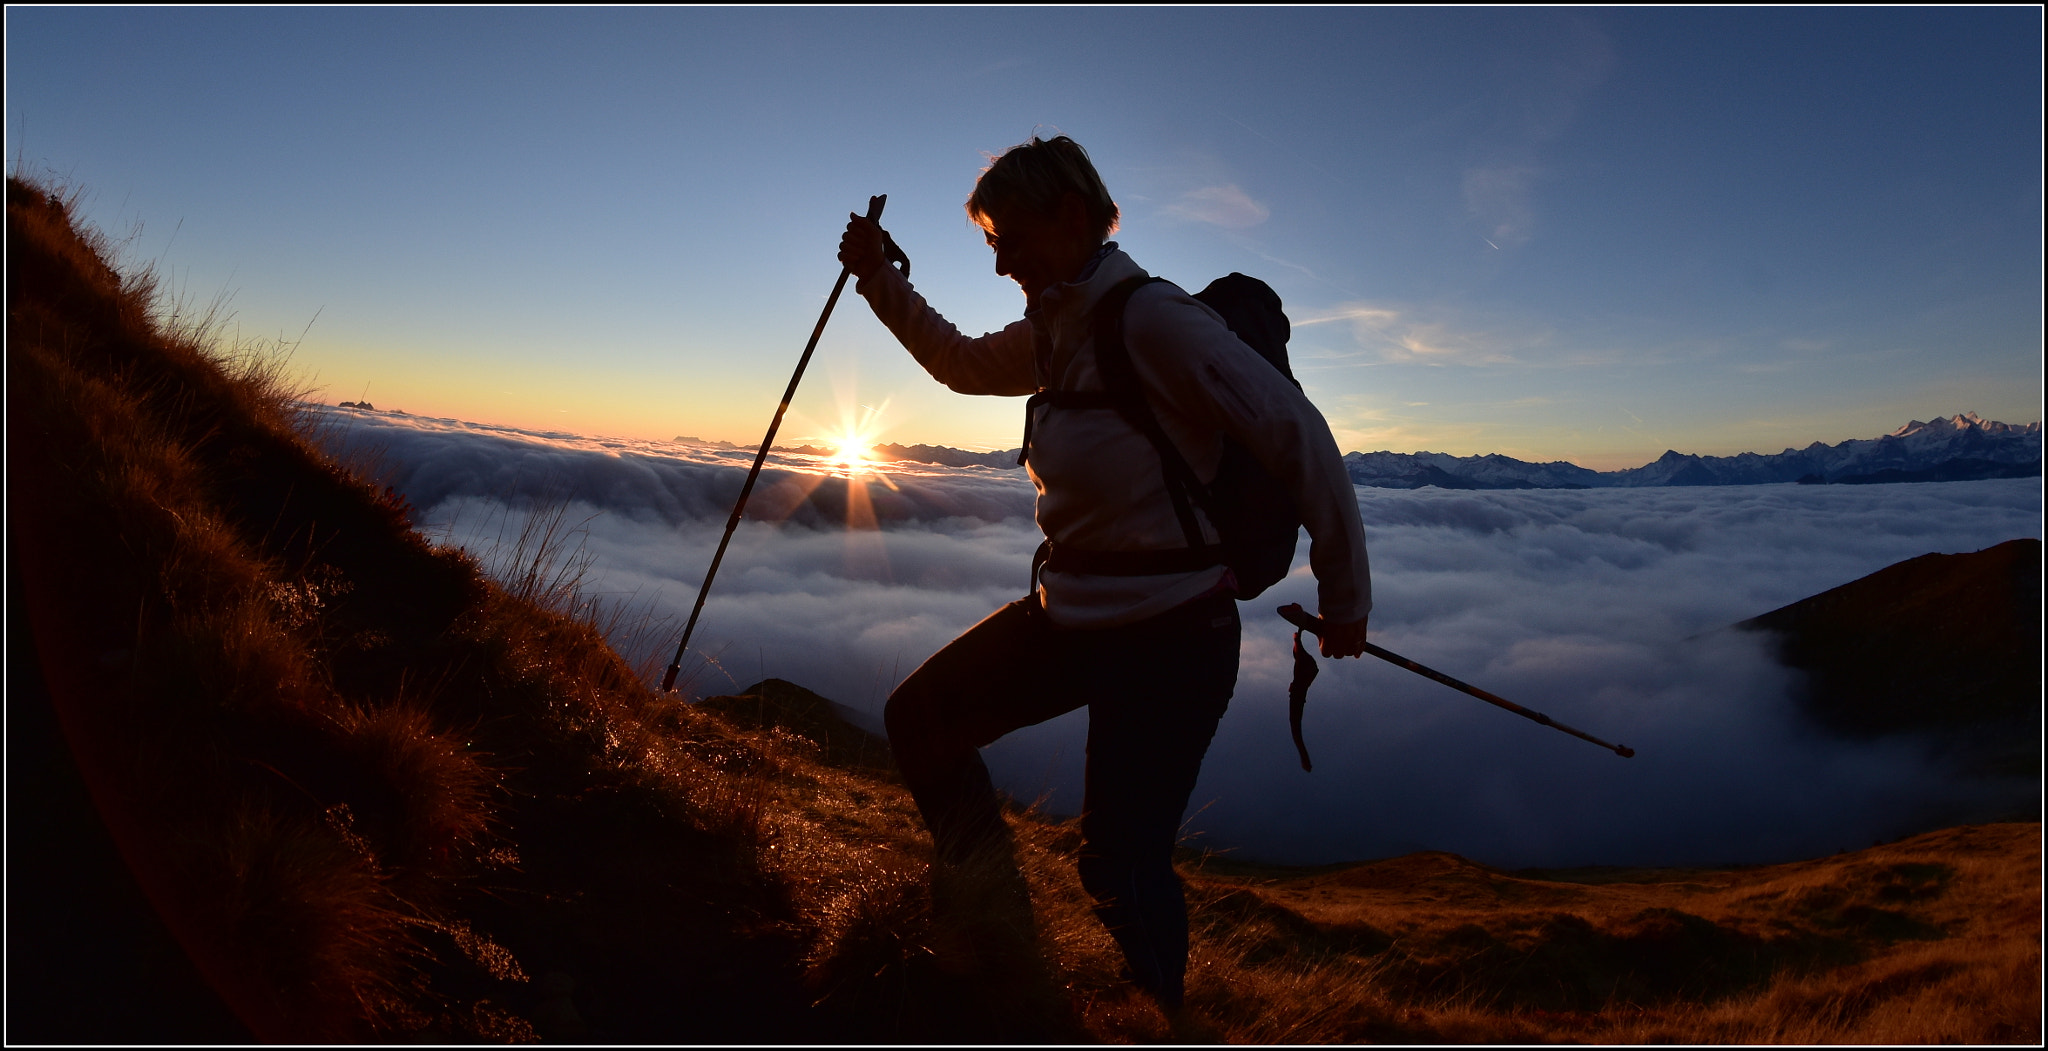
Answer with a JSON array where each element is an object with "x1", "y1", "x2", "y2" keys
[
  {"x1": 1234, "y1": 242, "x2": 1320, "y2": 282},
  {"x1": 1295, "y1": 303, "x2": 1521, "y2": 366},
  {"x1": 1163, "y1": 184, "x2": 1271, "y2": 229},
  {"x1": 1457, "y1": 15, "x2": 1615, "y2": 251},
  {"x1": 1295, "y1": 305, "x2": 1402, "y2": 328},
  {"x1": 1462, "y1": 165, "x2": 1541, "y2": 249}
]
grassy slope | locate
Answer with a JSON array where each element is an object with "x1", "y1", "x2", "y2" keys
[
  {"x1": 1183, "y1": 823, "x2": 2040, "y2": 1042},
  {"x1": 7, "y1": 174, "x2": 824, "y2": 1042},
  {"x1": 8, "y1": 173, "x2": 2038, "y2": 1043}
]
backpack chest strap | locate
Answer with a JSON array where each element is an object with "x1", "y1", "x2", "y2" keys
[{"x1": 1015, "y1": 390, "x2": 1119, "y2": 467}]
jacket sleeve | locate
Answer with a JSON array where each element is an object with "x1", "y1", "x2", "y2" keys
[
  {"x1": 855, "y1": 263, "x2": 1037, "y2": 397},
  {"x1": 1125, "y1": 287, "x2": 1373, "y2": 624}
]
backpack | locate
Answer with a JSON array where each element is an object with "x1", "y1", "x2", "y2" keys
[{"x1": 1020, "y1": 271, "x2": 1303, "y2": 600}]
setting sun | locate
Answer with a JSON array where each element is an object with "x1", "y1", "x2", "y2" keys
[
  {"x1": 829, "y1": 433, "x2": 873, "y2": 473},
  {"x1": 809, "y1": 394, "x2": 894, "y2": 479}
]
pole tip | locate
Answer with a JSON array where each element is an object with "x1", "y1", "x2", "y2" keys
[{"x1": 1615, "y1": 744, "x2": 1636, "y2": 759}]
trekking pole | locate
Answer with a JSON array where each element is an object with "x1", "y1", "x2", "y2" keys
[
  {"x1": 661, "y1": 195, "x2": 894, "y2": 693},
  {"x1": 1277, "y1": 603, "x2": 1636, "y2": 758}
]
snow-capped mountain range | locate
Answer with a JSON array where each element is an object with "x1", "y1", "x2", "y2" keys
[{"x1": 1344, "y1": 413, "x2": 2042, "y2": 490}]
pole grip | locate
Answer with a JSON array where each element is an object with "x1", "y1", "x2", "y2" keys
[
  {"x1": 862, "y1": 195, "x2": 910, "y2": 277},
  {"x1": 1278, "y1": 603, "x2": 1323, "y2": 636}
]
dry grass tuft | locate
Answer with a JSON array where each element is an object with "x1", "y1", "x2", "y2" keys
[
  {"x1": 203, "y1": 803, "x2": 423, "y2": 1039},
  {"x1": 326, "y1": 702, "x2": 502, "y2": 881}
]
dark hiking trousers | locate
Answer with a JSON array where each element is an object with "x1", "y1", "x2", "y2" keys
[{"x1": 885, "y1": 589, "x2": 1240, "y2": 1009}]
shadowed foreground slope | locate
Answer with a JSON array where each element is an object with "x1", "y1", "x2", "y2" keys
[{"x1": 7, "y1": 174, "x2": 2038, "y2": 1043}]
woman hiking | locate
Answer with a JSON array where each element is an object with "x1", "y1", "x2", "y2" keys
[{"x1": 838, "y1": 134, "x2": 1372, "y2": 1013}]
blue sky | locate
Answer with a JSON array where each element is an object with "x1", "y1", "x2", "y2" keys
[{"x1": 9, "y1": 7, "x2": 2041, "y2": 469}]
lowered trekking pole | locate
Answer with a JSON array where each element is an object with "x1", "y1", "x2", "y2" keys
[
  {"x1": 661, "y1": 195, "x2": 899, "y2": 693},
  {"x1": 1277, "y1": 603, "x2": 1635, "y2": 759}
]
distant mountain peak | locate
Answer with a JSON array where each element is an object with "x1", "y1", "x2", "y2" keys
[
  {"x1": 1889, "y1": 412, "x2": 2036, "y2": 439},
  {"x1": 1343, "y1": 414, "x2": 2041, "y2": 491}
]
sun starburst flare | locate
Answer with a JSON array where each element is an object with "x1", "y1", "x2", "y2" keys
[
  {"x1": 773, "y1": 392, "x2": 905, "y2": 558},
  {"x1": 814, "y1": 397, "x2": 896, "y2": 487},
  {"x1": 829, "y1": 431, "x2": 875, "y2": 474}
]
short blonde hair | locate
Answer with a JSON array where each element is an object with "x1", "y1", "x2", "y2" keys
[{"x1": 966, "y1": 135, "x2": 1120, "y2": 240}]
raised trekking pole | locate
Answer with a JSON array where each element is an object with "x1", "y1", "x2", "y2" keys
[
  {"x1": 1277, "y1": 603, "x2": 1635, "y2": 759},
  {"x1": 661, "y1": 195, "x2": 900, "y2": 693}
]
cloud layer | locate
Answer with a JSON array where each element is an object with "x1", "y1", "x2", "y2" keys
[
  {"x1": 318, "y1": 407, "x2": 2042, "y2": 868},
  {"x1": 317, "y1": 408, "x2": 1035, "y2": 530}
]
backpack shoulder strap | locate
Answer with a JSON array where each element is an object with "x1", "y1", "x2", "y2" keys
[
  {"x1": 1088, "y1": 275, "x2": 1165, "y2": 394},
  {"x1": 1090, "y1": 275, "x2": 1214, "y2": 550}
]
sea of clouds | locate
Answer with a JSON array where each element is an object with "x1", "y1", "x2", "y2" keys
[{"x1": 313, "y1": 407, "x2": 2043, "y2": 869}]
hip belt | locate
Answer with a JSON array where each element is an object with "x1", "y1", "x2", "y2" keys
[{"x1": 1035, "y1": 538, "x2": 1224, "y2": 577}]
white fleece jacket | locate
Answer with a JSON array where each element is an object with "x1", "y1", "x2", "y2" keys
[{"x1": 856, "y1": 245, "x2": 1371, "y2": 629}]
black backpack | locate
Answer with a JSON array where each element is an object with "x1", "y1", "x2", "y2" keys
[{"x1": 1020, "y1": 272, "x2": 1303, "y2": 600}]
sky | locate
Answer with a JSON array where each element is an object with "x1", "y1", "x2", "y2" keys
[
  {"x1": 7, "y1": 7, "x2": 2042, "y2": 470},
  {"x1": 318, "y1": 407, "x2": 2042, "y2": 868}
]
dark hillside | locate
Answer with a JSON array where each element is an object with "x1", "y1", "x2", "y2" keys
[
  {"x1": 4, "y1": 175, "x2": 847, "y2": 1042},
  {"x1": 1739, "y1": 538, "x2": 2042, "y2": 779}
]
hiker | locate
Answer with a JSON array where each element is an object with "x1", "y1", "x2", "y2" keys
[{"x1": 838, "y1": 135, "x2": 1371, "y2": 1011}]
